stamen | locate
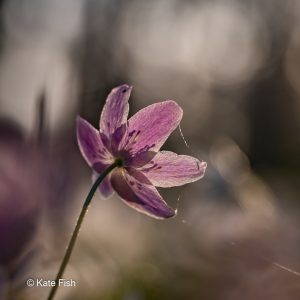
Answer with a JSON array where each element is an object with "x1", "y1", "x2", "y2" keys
[
  {"x1": 128, "y1": 130, "x2": 136, "y2": 137},
  {"x1": 142, "y1": 164, "x2": 158, "y2": 173},
  {"x1": 126, "y1": 130, "x2": 142, "y2": 149}
]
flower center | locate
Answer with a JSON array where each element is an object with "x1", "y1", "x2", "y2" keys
[{"x1": 115, "y1": 157, "x2": 124, "y2": 168}]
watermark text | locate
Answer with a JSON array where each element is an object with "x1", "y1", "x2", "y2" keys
[{"x1": 26, "y1": 278, "x2": 76, "y2": 288}]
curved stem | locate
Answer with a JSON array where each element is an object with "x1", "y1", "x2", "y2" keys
[{"x1": 47, "y1": 162, "x2": 118, "y2": 300}]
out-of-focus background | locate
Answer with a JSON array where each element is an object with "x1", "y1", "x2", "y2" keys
[{"x1": 1, "y1": 0, "x2": 300, "y2": 299}]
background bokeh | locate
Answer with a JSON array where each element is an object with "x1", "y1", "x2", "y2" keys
[{"x1": 1, "y1": 0, "x2": 300, "y2": 299}]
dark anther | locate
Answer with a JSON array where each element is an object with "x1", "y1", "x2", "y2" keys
[{"x1": 128, "y1": 130, "x2": 136, "y2": 137}]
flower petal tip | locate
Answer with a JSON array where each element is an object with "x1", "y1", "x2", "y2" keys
[
  {"x1": 76, "y1": 115, "x2": 84, "y2": 125},
  {"x1": 100, "y1": 84, "x2": 133, "y2": 136},
  {"x1": 76, "y1": 116, "x2": 94, "y2": 133},
  {"x1": 199, "y1": 161, "x2": 207, "y2": 175},
  {"x1": 141, "y1": 206, "x2": 177, "y2": 220},
  {"x1": 165, "y1": 100, "x2": 183, "y2": 116},
  {"x1": 112, "y1": 84, "x2": 133, "y2": 95},
  {"x1": 160, "y1": 207, "x2": 177, "y2": 219}
]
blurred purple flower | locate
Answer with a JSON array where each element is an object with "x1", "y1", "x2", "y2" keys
[
  {"x1": 77, "y1": 85, "x2": 206, "y2": 219},
  {"x1": 0, "y1": 121, "x2": 48, "y2": 299}
]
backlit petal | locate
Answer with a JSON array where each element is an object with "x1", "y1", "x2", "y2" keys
[
  {"x1": 125, "y1": 151, "x2": 157, "y2": 168},
  {"x1": 126, "y1": 101, "x2": 183, "y2": 154},
  {"x1": 126, "y1": 167, "x2": 153, "y2": 185},
  {"x1": 100, "y1": 84, "x2": 132, "y2": 136},
  {"x1": 76, "y1": 116, "x2": 111, "y2": 167},
  {"x1": 92, "y1": 171, "x2": 114, "y2": 199},
  {"x1": 111, "y1": 170, "x2": 176, "y2": 219},
  {"x1": 100, "y1": 124, "x2": 129, "y2": 155},
  {"x1": 141, "y1": 151, "x2": 207, "y2": 187}
]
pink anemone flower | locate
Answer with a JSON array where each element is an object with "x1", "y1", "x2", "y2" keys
[{"x1": 77, "y1": 85, "x2": 206, "y2": 219}]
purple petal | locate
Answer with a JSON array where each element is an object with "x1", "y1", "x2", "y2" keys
[
  {"x1": 99, "y1": 176, "x2": 114, "y2": 198},
  {"x1": 140, "y1": 151, "x2": 207, "y2": 187},
  {"x1": 100, "y1": 132, "x2": 112, "y2": 152},
  {"x1": 76, "y1": 116, "x2": 112, "y2": 167},
  {"x1": 111, "y1": 170, "x2": 176, "y2": 219},
  {"x1": 100, "y1": 84, "x2": 132, "y2": 136},
  {"x1": 100, "y1": 124, "x2": 129, "y2": 155},
  {"x1": 92, "y1": 163, "x2": 114, "y2": 198},
  {"x1": 92, "y1": 169, "x2": 114, "y2": 199},
  {"x1": 110, "y1": 124, "x2": 128, "y2": 155},
  {"x1": 126, "y1": 167, "x2": 153, "y2": 185},
  {"x1": 126, "y1": 101, "x2": 183, "y2": 154},
  {"x1": 125, "y1": 151, "x2": 157, "y2": 168},
  {"x1": 93, "y1": 161, "x2": 108, "y2": 173}
]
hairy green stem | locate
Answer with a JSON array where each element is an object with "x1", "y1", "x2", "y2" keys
[{"x1": 47, "y1": 162, "x2": 118, "y2": 300}]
